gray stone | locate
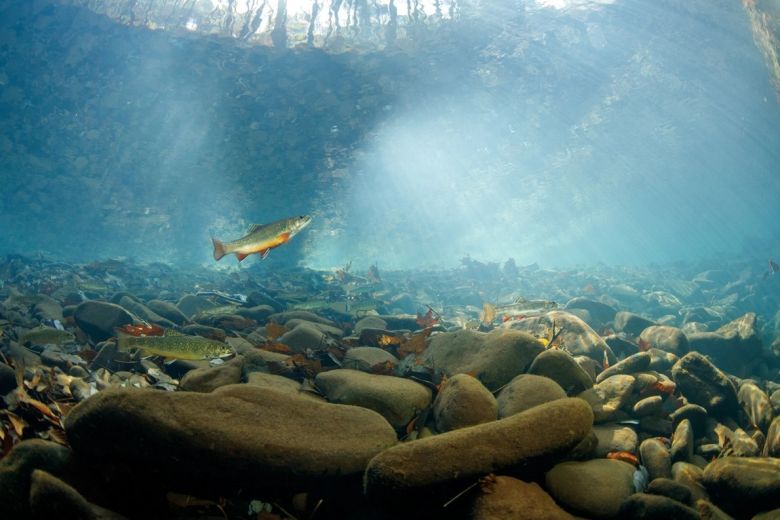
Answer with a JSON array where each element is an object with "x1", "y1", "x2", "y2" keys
[
  {"x1": 421, "y1": 328, "x2": 544, "y2": 391},
  {"x1": 672, "y1": 462, "x2": 709, "y2": 504},
  {"x1": 29, "y1": 469, "x2": 99, "y2": 520},
  {"x1": 68, "y1": 366, "x2": 90, "y2": 379},
  {"x1": 617, "y1": 492, "x2": 699, "y2": 520},
  {"x1": 315, "y1": 369, "x2": 431, "y2": 429},
  {"x1": 73, "y1": 301, "x2": 135, "y2": 342},
  {"x1": 685, "y1": 313, "x2": 762, "y2": 376},
  {"x1": 614, "y1": 312, "x2": 655, "y2": 337},
  {"x1": 88, "y1": 342, "x2": 117, "y2": 371},
  {"x1": 354, "y1": 316, "x2": 388, "y2": 335},
  {"x1": 342, "y1": 346, "x2": 398, "y2": 373},
  {"x1": 605, "y1": 334, "x2": 641, "y2": 358},
  {"x1": 118, "y1": 296, "x2": 174, "y2": 328},
  {"x1": 41, "y1": 350, "x2": 86, "y2": 371},
  {"x1": 179, "y1": 357, "x2": 244, "y2": 392},
  {"x1": 596, "y1": 351, "x2": 651, "y2": 383},
  {"x1": 633, "y1": 396, "x2": 664, "y2": 417},
  {"x1": 640, "y1": 416, "x2": 674, "y2": 437},
  {"x1": 496, "y1": 374, "x2": 567, "y2": 418},
  {"x1": 433, "y1": 373, "x2": 497, "y2": 432},
  {"x1": 470, "y1": 477, "x2": 576, "y2": 520},
  {"x1": 672, "y1": 352, "x2": 739, "y2": 418},
  {"x1": 146, "y1": 299, "x2": 189, "y2": 325},
  {"x1": 0, "y1": 362, "x2": 18, "y2": 394},
  {"x1": 671, "y1": 419, "x2": 694, "y2": 463},
  {"x1": 267, "y1": 311, "x2": 335, "y2": 326},
  {"x1": 738, "y1": 382, "x2": 773, "y2": 433},
  {"x1": 507, "y1": 310, "x2": 614, "y2": 363},
  {"x1": 546, "y1": 458, "x2": 636, "y2": 519},
  {"x1": 578, "y1": 374, "x2": 636, "y2": 423},
  {"x1": 647, "y1": 477, "x2": 693, "y2": 506},
  {"x1": 64, "y1": 385, "x2": 397, "y2": 496},
  {"x1": 527, "y1": 349, "x2": 593, "y2": 395},
  {"x1": 670, "y1": 404, "x2": 708, "y2": 433},
  {"x1": 285, "y1": 318, "x2": 343, "y2": 338},
  {"x1": 764, "y1": 416, "x2": 780, "y2": 457},
  {"x1": 564, "y1": 297, "x2": 617, "y2": 329},
  {"x1": 640, "y1": 438, "x2": 672, "y2": 481},
  {"x1": 246, "y1": 372, "x2": 301, "y2": 393},
  {"x1": 234, "y1": 305, "x2": 275, "y2": 323},
  {"x1": 278, "y1": 322, "x2": 329, "y2": 353},
  {"x1": 702, "y1": 457, "x2": 780, "y2": 517},
  {"x1": 365, "y1": 398, "x2": 593, "y2": 506},
  {"x1": 647, "y1": 348, "x2": 680, "y2": 372},
  {"x1": 639, "y1": 326, "x2": 689, "y2": 356},
  {"x1": 0, "y1": 440, "x2": 76, "y2": 519},
  {"x1": 176, "y1": 295, "x2": 215, "y2": 318},
  {"x1": 694, "y1": 500, "x2": 733, "y2": 520},
  {"x1": 592, "y1": 423, "x2": 638, "y2": 457}
]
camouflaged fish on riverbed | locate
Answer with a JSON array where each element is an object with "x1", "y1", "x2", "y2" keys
[{"x1": 117, "y1": 326, "x2": 234, "y2": 360}]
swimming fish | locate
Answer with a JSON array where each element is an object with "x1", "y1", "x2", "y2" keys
[
  {"x1": 20, "y1": 326, "x2": 75, "y2": 346},
  {"x1": 212, "y1": 215, "x2": 311, "y2": 262},
  {"x1": 117, "y1": 328, "x2": 234, "y2": 360}
]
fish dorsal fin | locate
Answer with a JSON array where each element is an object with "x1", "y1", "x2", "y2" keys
[
  {"x1": 165, "y1": 329, "x2": 184, "y2": 337},
  {"x1": 248, "y1": 223, "x2": 266, "y2": 234}
]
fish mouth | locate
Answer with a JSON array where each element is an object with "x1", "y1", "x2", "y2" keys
[{"x1": 296, "y1": 215, "x2": 312, "y2": 230}]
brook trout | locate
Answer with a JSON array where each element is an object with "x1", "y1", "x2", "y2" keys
[
  {"x1": 117, "y1": 329, "x2": 234, "y2": 360},
  {"x1": 212, "y1": 215, "x2": 311, "y2": 262}
]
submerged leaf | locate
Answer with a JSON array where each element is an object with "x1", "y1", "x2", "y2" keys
[
  {"x1": 6, "y1": 412, "x2": 26, "y2": 436},
  {"x1": 398, "y1": 329, "x2": 431, "y2": 359},
  {"x1": 265, "y1": 321, "x2": 288, "y2": 341}
]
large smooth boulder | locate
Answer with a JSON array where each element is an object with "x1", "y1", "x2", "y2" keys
[
  {"x1": 638, "y1": 326, "x2": 689, "y2": 357},
  {"x1": 738, "y1": 382, "x2": 773, "y2": 433},
  {"x1": 578, "y1": 374, "x2": 636, "y2": 423},
  {"x1": 564, "y1": 297, "x2": 617, "y2": 330},
  {"x1": 617, "y1": 492, "x2": 699, "y2": 520},
  {"x1": 686, "y1": 313, "x2": 762, "y2": 376},
  {"x1": 671, "y1": 352, "x2": 739, "y2": 418},
  {"x1": 73, "y1": 301, "x2": 135, "y2": 342},
  {"x1": 545, "y1": 459, "x2": 636, "y2": 519},
  {"x1": 470, "y1": 477, "x2": 576, "y2": 520},
  {"x1": 315, "y1": 369, "x2": 432, "y2": 429},
  {"x1": 496, "y1": 374, "x2": 567, "y2": 418},
  {"x1": 433, "y1": 373, "x2": 497, "y2": 432},
  {"x1": 364, "y1": 398, "x2": 593, "y2": 506},
  {"x1": 527, "y1": 349, "x2": 594, "y2": 395},
  {"x1": 507, "y1": 311, "x2": 613, "y2": 363},
  {"x1": 64, "y1": 385, "x2": 397, "y2": 497},
  {"x1": 702, "y1": 457, "x2": 780, "y2": 517},
  {"x1": 420, "y1": 329, "x2": 544, "y2": 390}
]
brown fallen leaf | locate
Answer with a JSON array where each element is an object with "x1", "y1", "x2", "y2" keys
[
  {"x1": 6, "y1": 411, "x2": 26, "y2": 436},
  {"x1": 398, "y1": 329, "x2": 431, "y2": 359},
  {"x1": 265, "y1": 321, "x2": 288, "y2": 341},
  {"x1": 21, "y1": 396, "x2": 59, "y2": 420}
]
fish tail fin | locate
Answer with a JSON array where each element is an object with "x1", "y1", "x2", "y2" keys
[{"x1": 212, "y1": 237, "x2": 226, "y2": 261}]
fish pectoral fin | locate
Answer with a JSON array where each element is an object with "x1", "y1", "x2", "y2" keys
[
  {"x1": 260, "y1": 249, "x2": 271, "y2": 260},
  {"x1": 277, "y1": 231, "x2": 291, "y2": 242},
  {"x1": 235, "y1": 252, "x2": 249, "y2": 262}
]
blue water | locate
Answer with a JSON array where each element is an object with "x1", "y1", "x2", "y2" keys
[{"x1": 0, "y1": 0, "x2": 779, "y2": 270}]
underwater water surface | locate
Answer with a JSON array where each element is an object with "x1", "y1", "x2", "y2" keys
[{"x1": 0, "y1": 0, "x2": 778, "y2": 269}]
